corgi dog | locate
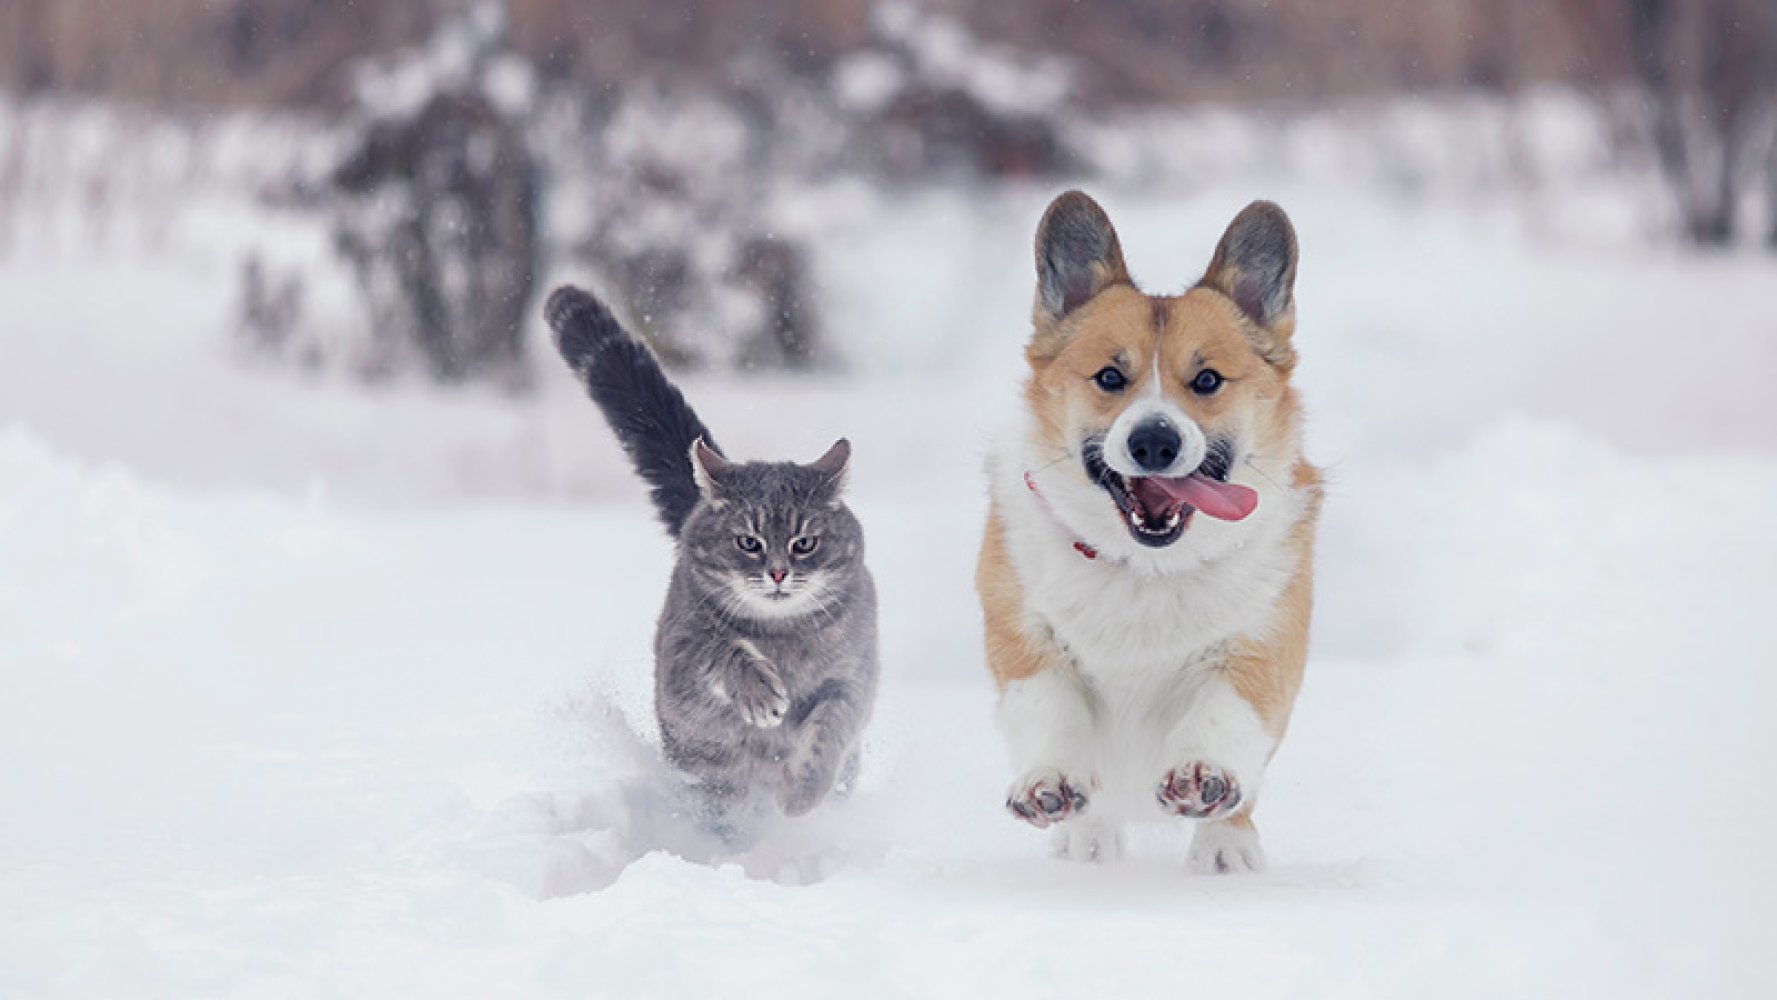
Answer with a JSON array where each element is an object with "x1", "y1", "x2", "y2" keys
[{"x1": 977, "y1": 192, "x2": 1322, "y2": 872}]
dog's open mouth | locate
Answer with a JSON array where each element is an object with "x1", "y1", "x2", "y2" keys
[{"x1": 1084, "y1": 440, "x2": 1260, "y2": 548}]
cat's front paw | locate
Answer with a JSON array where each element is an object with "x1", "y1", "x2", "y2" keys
[
  {"x1": 1005, "y1": 768, "x2": 1090, "y2": 829},
  {"x1": 719, "y1": 650, "x2": 789, "y2": 729},
  {"x1": 1156, "y1": 761, "x2": 1244, "y2": 820}
]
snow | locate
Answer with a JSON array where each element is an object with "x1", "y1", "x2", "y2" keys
[{"x1": 4, "y1": 99, "x2": 1777, "y2": 996}]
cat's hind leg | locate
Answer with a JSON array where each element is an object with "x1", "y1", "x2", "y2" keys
[
  {"x1": 831, "y1": 748, "x2": 862, "y2": 799},
  {"x1": 685, "y1": 778, "x2": 768, "y2": 849},
  {"x1": 778, "y1": 680, "x2": 865, "y2": 817}
]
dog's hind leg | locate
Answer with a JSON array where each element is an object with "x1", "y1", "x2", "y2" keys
[
  {"x1": 1186, "y1": 811, "x2": 1265, "y2": 874},
  {"x1": 1161, "y1": 560, "x2": 1312, "y2": 871},
  {"x1": 1054, "y1": 815, "x2": 1125, "y2": 863}
]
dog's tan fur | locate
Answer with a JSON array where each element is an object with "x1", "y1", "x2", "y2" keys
[{"x1": 976, "y1": 509, "x2": 1051, "y2": 685}]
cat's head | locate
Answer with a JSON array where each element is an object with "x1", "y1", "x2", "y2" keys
[{"x1": 679, "y1": 438, "x2": 865, "y2": 620}]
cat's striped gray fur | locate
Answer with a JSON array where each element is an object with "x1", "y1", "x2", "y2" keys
[{"x1": 544, "y1": 286, "x2": 878, "y2": 833}]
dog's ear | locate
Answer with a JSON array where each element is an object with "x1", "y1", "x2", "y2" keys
[
  {"x1": 1199, "y1": 201, "x2": 1299, "y2": 365},
  {"x1": 1031, "y1": 191, "x2": 1130, "y2": 353}
]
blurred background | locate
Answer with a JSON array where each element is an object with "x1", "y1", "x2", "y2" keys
[
  {"x1": 2, "y1": 0, "x2": 1773, "y2": 405},
  {"x1": 4, "y1": 4, "x2": 1777, "y2": 995}
]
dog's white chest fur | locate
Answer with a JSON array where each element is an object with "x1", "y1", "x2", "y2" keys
[{"x1": 989, "y1": 440, "x2": 1300, "y2": 681}]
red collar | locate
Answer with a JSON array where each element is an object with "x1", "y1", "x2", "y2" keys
[{"x1": 1024, "y1": 471, "x2": 1099, "y2": 560}]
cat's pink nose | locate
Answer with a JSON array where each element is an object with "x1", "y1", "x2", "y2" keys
[{"x1": 769, "y1": 569, "x2": 788, "y2": 584}]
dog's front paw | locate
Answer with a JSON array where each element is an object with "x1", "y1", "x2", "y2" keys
[
  {"x1": 1006, "y1": 768, "x2": 1090, "y2": 829},
  {"x1": 1156, "y1": 761, "x2": 1244, "y2": 820},
  {"x1": 719, "y1": 652, "x2": 789, "y2": 729}
]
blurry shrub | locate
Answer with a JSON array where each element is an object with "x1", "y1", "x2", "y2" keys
[
  {"x1": 219, "y1": 5, "x2": 548, "y2": 389},
  {"x1": 329, "y1": 89, "x2": 540, "y2": 385},
  {"x1": 549, "y1": 81, "x2": 824, "y2": 371},
  {"x1": 828, "y1": 1, "x2": 1077, "y2": 181},
  {"x1": 237, "y1": 256, "x2": 310, "y2": 366}
]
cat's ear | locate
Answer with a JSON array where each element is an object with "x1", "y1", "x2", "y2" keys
[
  {"x1": 810, "y1": 438, "x2": 850, "y2": 500},
  {"x1": 690, "y1": 438, "x2": 732, "y2": 501}
]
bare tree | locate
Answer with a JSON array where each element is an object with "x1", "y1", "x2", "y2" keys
[
  {"x1": 1626, "y1": 0, "x2": 1777, "y2": 245},
  {"x1": 1768, "y1": 117, "x2": 1777, "y2": 246}
]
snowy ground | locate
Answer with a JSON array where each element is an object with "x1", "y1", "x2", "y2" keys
[{"x1": 4, "y1": 145, "x2": 1777, "y2": 994}]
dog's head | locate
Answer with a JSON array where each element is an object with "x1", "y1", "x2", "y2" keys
[{"x1": 1020, "y1": 191, "x2": 1306, "y2": 563}]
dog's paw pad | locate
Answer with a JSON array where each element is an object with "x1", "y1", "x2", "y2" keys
[
  {"x1": 1006, "y1": 769, "x2": 1089, "y2": 829},
  {"x1": 1156, "y1": 761, "x2": 1243, "y2": 819}
]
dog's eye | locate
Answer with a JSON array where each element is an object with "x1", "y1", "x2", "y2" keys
[
  {"x1": 1191, "y1": 368, "x2": 1225, "y2": 395},
  {"x1": 735, "y1": 535, "x2": 763, "y2": 553},
  {"x1": 1092, "y1": 366, "x2": 1128, "y2": 393},
  {"x1": 790, "y1": 535, "x2": 819, "y2": 556}
]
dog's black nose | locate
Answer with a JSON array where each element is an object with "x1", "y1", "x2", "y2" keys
[{"x1": 1127, "y1": 419, "x2": 1181, "y2": 472}]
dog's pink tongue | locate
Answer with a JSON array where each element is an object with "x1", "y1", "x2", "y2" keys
[{"x1": 1148, "y1": 473, "x2": 1259, "y2": 521}]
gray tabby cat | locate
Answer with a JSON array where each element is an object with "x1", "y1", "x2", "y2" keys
[{"x1": 544, "y1": 286, "x2": 879, "y2": 833}]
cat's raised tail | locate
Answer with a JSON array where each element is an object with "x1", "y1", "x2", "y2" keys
[{"x1": 545, "y1": 285, "x2": 719, "y2": 537}]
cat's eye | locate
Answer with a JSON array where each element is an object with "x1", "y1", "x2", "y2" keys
[
  {"x1": 790, "y1": 536, "x2": 819, "y2": 556},
  {"x1": 735, "y1": 534, "x2": 763, "y2": 554},
  {"x1": 1191, "y1": 368, "x2": 1225, "y2": 395},
  {"x1": 1092, "y1": 366, "x2": 1128, "y2": 393}
]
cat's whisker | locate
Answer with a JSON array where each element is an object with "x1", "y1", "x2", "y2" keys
[
  {"x1": 690, "y1": 578, "x2": 745, "y2": 629},
  {"x1": 807, "y1": 586, "x2": 844, "y2": 629}
]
